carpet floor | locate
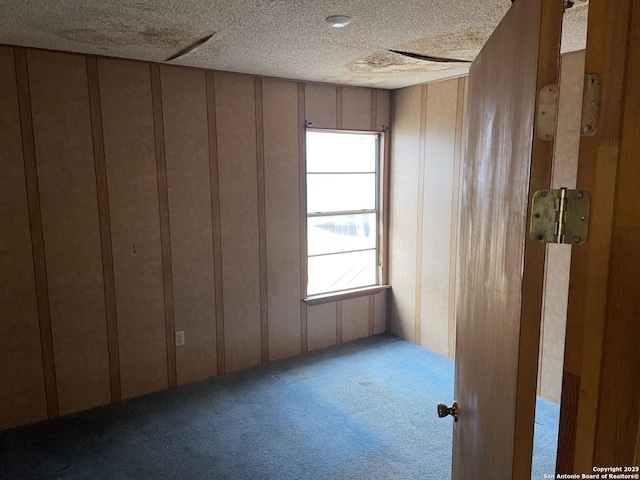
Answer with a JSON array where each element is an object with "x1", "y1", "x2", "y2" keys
[{"x1": 0, "y1": 334, "x2": 559, "y2": 479}]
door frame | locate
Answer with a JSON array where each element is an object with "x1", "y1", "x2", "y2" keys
[{"x1": 557, "y1": 0, "x2": 640, "y2": 472}]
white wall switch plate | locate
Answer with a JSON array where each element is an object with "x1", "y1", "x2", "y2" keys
[{"x1": 175, "y1": 331, "x2": 185, "y2": 347}]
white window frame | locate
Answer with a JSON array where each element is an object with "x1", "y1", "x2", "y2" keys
[{"x1": 303, "y1": 128, "x2": 386, "y2": 301}]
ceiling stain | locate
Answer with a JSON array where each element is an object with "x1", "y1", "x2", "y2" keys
[
  {"x1": 347, "y1": 28, "x2": 488, "y2": 76},
  {"x1": 396, "y1": 28, "x2": 492, "y2": 62},
  {"x1": 2, "y1": 0, "x2": 588, "y2": 89},
  {"x1": 347, "y1": 51, "x2": 454, "y2": 74},
  {"x1": 57, "y1": 25, "x2": 194, "y2": 49}
]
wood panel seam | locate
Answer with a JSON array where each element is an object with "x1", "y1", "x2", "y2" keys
[
  {"x1": 298, "y1": 82, "x2": 308, "y2": 353},
  {"x1": 14, "y1": 47, "x2": 59, "y2": 418},
  {"x1": 371, "y1": 91, "x2": 378, "y2": 131},
  {"x1": 384, "y1": 91, "x2": 395, "y2": 331},
  {"x1": 448, "y1": 77, "x2": 466, "y2": 359},
  {"x1": 255, "y1": 77, "x2": 269, "y2": 364},
  {"x1": 150, "y1": 65, "x2": 177, "y2": 389},
  {"x1": 86, "y1": 56, "x2": 121, "y2": 402},
  {"x1": 368, "y1": 295, "x2": 375, "y2": 336},
  {"x1": 414, "y1": 84, "x2": 428, "y2": 346},
  {"x1": 206, "y1": 71, "x2": 226, "y2": 375},
  {"x1": 336, "y1": 300, "x2": 343, "y2": 344},
  {"x1": 384, "y1": 90, "x2": 395, "y2": 321},
  {"x1": 336, "y1": 86, "x2": 343, "y2": 129}
]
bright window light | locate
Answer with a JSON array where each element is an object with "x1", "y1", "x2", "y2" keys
[{"x1": 306, "y1": 131, "x2": 380, "y2": 296}]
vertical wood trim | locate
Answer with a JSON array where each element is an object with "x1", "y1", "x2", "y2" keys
[
  {"x1": 254, "y1": 77, "x2": 269, "y2": 364},
  {"x1": 537, "y1": 245, "x2": 549, "y2": 395},
  {"x1": 558, "y1": 0, "x2": 632, "y2": 473},
  {"x1": 512, "y1": 0, "x2": 563, "y2": 477},
  {"x1": 298, "y1": 82, "x2": 308, "y2": 353},
  {"x1": 14, "y1": 48, "x2": 58, "y2": 418},
  {"x1": 592, "y1": 0, "x2": 640, "y2": 462},
  {"x1": 336, "y1": 301, "x2": 343, "y2": 344},
  {"x1": 380, "y1": 123, "x2": 391, "y2": 286},
  {"x1": 336, "y1": 86, "x2": 343, "y2": 129},
  {"x1": 150, "y1": 65, "x2": 177, "y2": 388},
  {"x1": 536, "y1": 51, "x2": 562, "y2": 394},
  {"x1": 385, "y1": 90, "x2": 396, "y2": 327},
  {"x1": 538, "y1": 47, "x2": 567, "y2": 395},
  {"x1": 414, "y1": 84, "x2": 428, "y2": 345},
  {"x1": 87, "y1": 57, "x2": 121, "y2": 402},
  {"x1": 556, "y1": 370, "x2": 580, "y2": 473},
  {"x1": 371, "y1": 90, "x2": 378, "y2": 131},
  {"x1": 448, "y1": 77, "x2": 466, "y2": 358},
  {"x1": 368, "y1": 295, "x2": 375, "y2": 336},
  {"x1": 635, "y1": 411, "x2": 640, "y2": 467},
  {"x1": 373, "y1": 89, "x2": 386, "y2": 292},
  {"x1": 636, "y1": 421, "x2": 640, "y2": 469},
  {"x1": 206, "y1": 71, "x2": 226, "y2": 375}
]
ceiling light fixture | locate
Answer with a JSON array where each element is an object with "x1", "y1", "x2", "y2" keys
[{"x1": 325, "y1": 15, "x2": 352, "y2": 28}]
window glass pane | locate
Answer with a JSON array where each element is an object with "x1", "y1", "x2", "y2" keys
[
  {"x1": 306, "y1": 132, "x2": 377, "y2": 173},
  {"x1": 307, "y1": 249, "x2": 377, "y2": 295},
  {"x1": 307, "y1": 173, "x2": 375, "y2": 213},
  {"x1": 308, "y1": 214, "x2": 376, "y2": 256},
  {"x1": 307, "y1": 213, "x2": 376, "y2": 255}
]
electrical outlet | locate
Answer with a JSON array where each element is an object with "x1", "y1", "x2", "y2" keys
[{"x1": 175, "y1": 331, "x2": 185, "y2": 347}]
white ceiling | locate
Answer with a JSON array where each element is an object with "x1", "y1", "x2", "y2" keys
[{"x1": 0, "y1": 0, "x2": 588, "y2": 89}]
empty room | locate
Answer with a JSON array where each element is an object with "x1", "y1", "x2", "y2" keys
[{"x1": 1, "y1": 0, "x2": 639, "y2": 479}]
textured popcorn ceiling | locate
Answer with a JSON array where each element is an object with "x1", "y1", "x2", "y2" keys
[{"x1": 0, "y1": 0, "x2": 588, "y2": 89}]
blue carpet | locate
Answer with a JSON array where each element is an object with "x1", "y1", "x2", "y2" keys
[
  {"x1": 533, "y1": 395, "x2": 561, "y2": 479},
  {"x1": 0, "y1": 334, "x2": 559, "y2": 479}
]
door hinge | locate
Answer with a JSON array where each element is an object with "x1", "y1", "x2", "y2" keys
[
  {"x1": 530, "y1": 187, "x2": 591, "y2": 245},
  {"x1": 581, "y1": 73, "x2": 602, "y2": 135},
  {"x1": 536, "y1": 84, "x2": 558, "y2": 141}
]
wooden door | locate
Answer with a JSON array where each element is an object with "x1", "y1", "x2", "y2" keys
[{"x1": 452, "y1": 0, "x2": 563, "y2": 478}]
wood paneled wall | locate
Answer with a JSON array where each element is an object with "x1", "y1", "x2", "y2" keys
[
  {"x1": 0, "y1": 46, "x2": 389, "y2": 431},
  {"x1": 389, "y1": 53, "x2": 583, "y2": 405},
  {"x1": 389, "y1": 77, "x2": 468, "y2": 358}
]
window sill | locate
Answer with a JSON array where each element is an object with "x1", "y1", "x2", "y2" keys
[{"x1": 303, "y1": 285, "x2": 391, "y2": 306}]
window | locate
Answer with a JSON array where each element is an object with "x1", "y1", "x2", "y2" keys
[{"x1": 305, "y1": 130, "x2": 381, "y2": 296}]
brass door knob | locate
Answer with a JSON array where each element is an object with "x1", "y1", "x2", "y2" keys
[{"x1": 437, "y1": 402, "x2": 459, "y2": 422}]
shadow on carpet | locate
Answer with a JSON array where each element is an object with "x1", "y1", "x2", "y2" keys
[{"x1": 0, "y1": 334, "x2": 559, "y2": 480}]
